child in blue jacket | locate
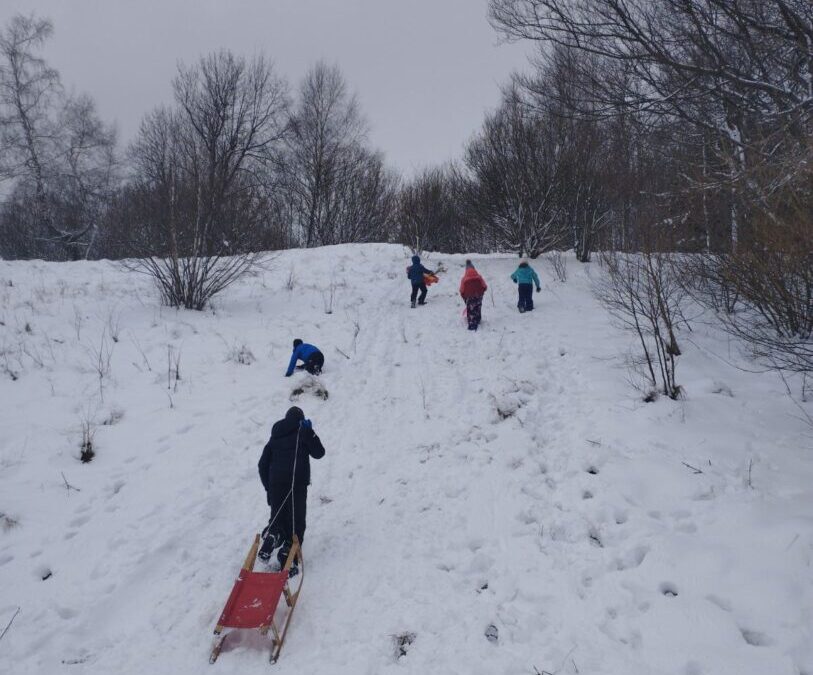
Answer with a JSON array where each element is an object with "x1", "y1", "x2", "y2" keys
[
  {"x1": 285, "y1": 339, "x2": 324, "y2": 376},
  {"x1": 406, "y1": 255, "x2": 436, "y2": 308},
  {"x1": 510, "y1": 261, "x2": 541, "y2": 313}
]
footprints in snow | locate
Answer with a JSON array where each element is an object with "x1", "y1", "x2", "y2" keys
[
  {"x1": 614, "y1": 545, "x2": 648, "y2": 571},
  {"x1": 659, "y1": 581, "x2": 679, "y2": 597}
]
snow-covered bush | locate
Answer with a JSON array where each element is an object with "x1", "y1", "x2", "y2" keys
[
  {"x1": 548, "y1": 250, "x2": 567, "y2": 282},
  {"x1": 595, "y1": 251, "x2": 684, "y2": 400},
  {"x1": 1, "y1": 512, "x2": 19, "y2": 531},
  {"x1": 79, "y1": 416, "x2": 97, "y2": 463},
  {"x1": 226, "y1": 344, "x2": 255, "y2": 366}
]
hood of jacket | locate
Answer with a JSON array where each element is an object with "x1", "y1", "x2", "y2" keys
[
  {"x1": 271, "y1": 407, "x2": 304, "y2": 438},
  {"x1": 411, "y1": 255, "x2": 420, "y2": 264}
]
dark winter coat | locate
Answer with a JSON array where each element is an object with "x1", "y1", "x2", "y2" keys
[
  {"x1": 258, "y1": 410, "x2": 326, "y2": 496},
  {"x1": 407, "y1": 255, "x2": 433, "y2": 285}
]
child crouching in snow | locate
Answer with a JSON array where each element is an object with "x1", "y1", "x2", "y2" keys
[
  {"x1": 285, "y1": 339, "x2": 324, "y2": 377},
  {"x1": 459, "y1": 260, "x2": 487, "y2": 330}
]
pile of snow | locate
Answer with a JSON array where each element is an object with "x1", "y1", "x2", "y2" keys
[{"x1": 0, "y1": 244, "x2": 811, "y2": 674}]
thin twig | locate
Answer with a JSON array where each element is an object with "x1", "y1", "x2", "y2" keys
[
  {"x1": 0, "y1": 606, "x2": 20, "y2": 643},
  {"x1": 681, "y1": 461, "x2": 703, "y2": 474},
  {"x1": 777, "y1": 368, "x2": 813, "y2": 429},
  {"x1": 586, "y1": 438, "x2": 602, "y2": 446},
  {"x1": 61, "y1": 472, "x2": 81, "y2": 492},
  {"x1": 335, "y1": 347, "x2": 351, "y2": 360}
]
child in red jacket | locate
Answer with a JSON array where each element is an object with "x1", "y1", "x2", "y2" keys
[{"x1": 459, "y1": 260, "x2": 488, "y2": 330}]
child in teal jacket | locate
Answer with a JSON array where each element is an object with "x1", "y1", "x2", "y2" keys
[{"x1": 510, "y1": 261, "x2": 541, "y2": 313}]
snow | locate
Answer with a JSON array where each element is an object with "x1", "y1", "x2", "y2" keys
[{"x1": 0, "y1": 243, "x2": 811, "y2": 675}]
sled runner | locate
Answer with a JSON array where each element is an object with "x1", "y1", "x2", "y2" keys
[{"x1": 210, "y1": 533, "x2": 303, "y2": 665}]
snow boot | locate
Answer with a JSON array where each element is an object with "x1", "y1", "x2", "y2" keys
[
  {"x1": 411, "y1": 300, "x2": 416, "y2": 308},
  {"x1": 259, "y1": 527, "x2": 281, "y2": 562}
]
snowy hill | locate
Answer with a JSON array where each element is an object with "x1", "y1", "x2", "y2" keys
[{"x1": 1, "y1": 244, "x2": 811, "y2": 675}]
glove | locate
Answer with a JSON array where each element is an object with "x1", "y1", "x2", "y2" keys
[
  {"x1": 536, "y1": 287, "x2": 541, "y2": 293},
  {"x1": 513, "y1": 279, "x2": 517, "y2": 284},
  {"x1": 300, "y1": 419, "x2": 312, "y2": 430}
]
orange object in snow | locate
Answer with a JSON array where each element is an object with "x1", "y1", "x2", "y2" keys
[{"x1": 424, "y1": 273, "x2": 439, "y2": 286}]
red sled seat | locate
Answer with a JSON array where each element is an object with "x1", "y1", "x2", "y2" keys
[
  {"x1": 216, "y1": 567, "x2": 290, "y2": 629},
  {"x1": 210, "y1": 534, "x2": 303, "y2": 664}
]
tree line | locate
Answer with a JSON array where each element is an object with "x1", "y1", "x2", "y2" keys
[
  {"x1": 4, "y1": 7, "x2": 809, "y2": 262},
  {"x1": 0, "y1": 14, "x2": 399, "y2": 266}
]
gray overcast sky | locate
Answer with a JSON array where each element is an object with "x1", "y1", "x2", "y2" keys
[{"x1": 0, "y1": 0, "x2": 531, "y2": 175}]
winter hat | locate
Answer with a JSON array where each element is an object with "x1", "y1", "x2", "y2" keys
[
  {"x1": 285, "y1": 406, "x2": 304, "y2": 422},
  {"x1": 465, "y1": 259, "x2": 474, "y2": 269},
  {"x1": 412, "y1": 255, "x2": 420, "y2": 264},
  {"x1": 293, "y1": 338, "x2": 303, "y2": 349},
  {"x1": 519, "y1": 260, "x2": 529, "y2": 268}
]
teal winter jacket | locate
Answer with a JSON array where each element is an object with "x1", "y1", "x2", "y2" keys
[{"x1": 511, "y1": 265, "x2": 540, "y2": 289}]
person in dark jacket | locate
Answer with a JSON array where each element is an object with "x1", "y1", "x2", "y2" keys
[
  {"x1": 257, "y1": 406, "x2": 326, "y2": 571},
  {"x1": 285, "y1": 339, "x2": 324, "y2": 377},
  {"x1": 406, "y1": 255, "x2": 436, "y2": 308}
]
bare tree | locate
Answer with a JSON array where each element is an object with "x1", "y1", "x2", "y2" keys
[
  {"x1": 50, "y1": 94, "x2": 117, "y2": 259},
  {"x1": 285, "y1": 62, "x2": 364, "y2": 247},
  {"x1": 0, "y1": 14, "x2": 118, "y2": 260},
  {"x1": 489, "y1": 0, "x2": 813, "y2": 251},
  {"x1": 125, "y1": 50, "x2": 287, "y2": 309},
  {"x1": 281, "y1": 62, "x2": 394, "y2": 247},
  {"x1": 464, "y1": 88, "x2": 564, "y2": 257},
  {"x1": 398, "y1": 165, "x2": 475, "y2": 254},
  {"x1": 0, "y1": 14, "x2": 59, "y2": 253},
  {"x1": 596, "y1": 249, "x2": 685, "y2": 400}
]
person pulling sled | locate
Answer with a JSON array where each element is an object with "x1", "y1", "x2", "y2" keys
[
  {"x1": 257, "y1": 406, "x2": 325, "y2": 576},
  {"x1": 285, "y1": 339, "x2": 324, "y2": 377},
  {"x1": 406, "y1": 255, "x2": 437, "y2": 308},
  {"x1": 510, "y1": 260, "x2": 541, "y2": 313},
  {"x1": 459, "y1": 260, "x2": 488, "y2": 331}
]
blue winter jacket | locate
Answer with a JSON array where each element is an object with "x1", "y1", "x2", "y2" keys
[
  {"x1": 285, "y1": 343, "x2": 320, "y2": 376},
  {"x1": 511, "y1": 265, "x2": 541, "y2": 289},
  {"x1": 407, "y1": 256, "x2": 433, "y2": 285}
]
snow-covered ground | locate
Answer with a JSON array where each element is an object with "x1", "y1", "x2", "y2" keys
[{"x1": 1, "y1": 244, "x2": 811, "y2": 675}]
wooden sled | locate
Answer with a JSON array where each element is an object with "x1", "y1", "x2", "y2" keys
[{"x1": 209, "y1": 534, "x2": 303, "y2": 665}]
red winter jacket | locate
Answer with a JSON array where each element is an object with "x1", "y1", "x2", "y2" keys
[{"x1": 459, "y1": 268, "x2": 488, "y2": 299}]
